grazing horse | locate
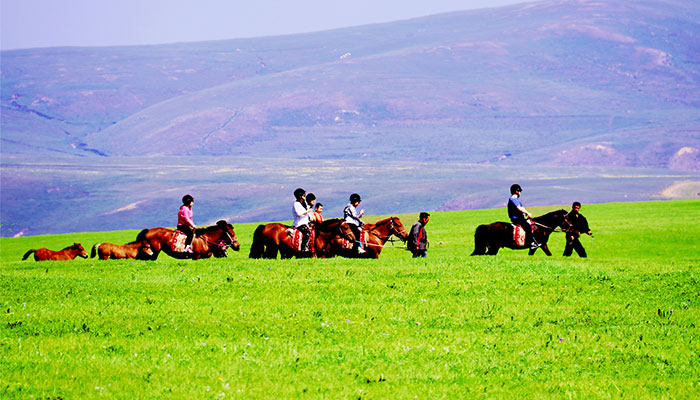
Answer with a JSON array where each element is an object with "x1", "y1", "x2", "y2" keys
[
  {"x1": 91, "y1": 240, "x2": 154, "y2": 260},
  {"x1": 22, "y1": 243, "x2": 89, "y2": 261},
  {"x1": 471, "y1": 209, "x2": 571, "y2": 256},
  {"x1": 249, "y1": 218, "x2": 355, "y2": 259},
  {"x1": 136, "y1": 220, "x2": 240, "y2": 260},
  {"x1": 339, "y1": 217, "x2": 409, "y2": 259}
]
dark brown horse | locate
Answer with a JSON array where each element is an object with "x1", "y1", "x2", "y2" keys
[
  {"x1": 471, "y1": 209, "x2": 571, "y2": 256},
  {"x1": 339, "y1": 217, "x2": 409, "y2": 259},
  {"x1": 249, "y1": 218, "x2": 355, "y2": 259},
  {"x1": 91, "y1": 240, "x2": 154, "y2": 260},
  {"x1": 22, "y1": 243, "x2": 89, "y2": 261},
  {"x1": 136, "y1": 220, "x2": 240, "y2": 260}
]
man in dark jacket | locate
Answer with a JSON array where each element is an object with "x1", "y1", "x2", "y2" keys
[
  {"x1": 408, "y1": 212, "x2": 430, "y2": 258},
  {"x1": 564, "y1": 202, "x2": 592, "y2": 257}
]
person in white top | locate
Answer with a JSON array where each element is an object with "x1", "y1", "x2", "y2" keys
[
  {"x1": 292, "y1": 188, "x2": 314, "y2": 254},
  {"x1": 343, "y1": 193, "x2": 366, "y2": 254}
]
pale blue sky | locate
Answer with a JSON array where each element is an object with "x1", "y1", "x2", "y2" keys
[{"x1": 1, "y1": 0, "x2": 532, "y2": 50}]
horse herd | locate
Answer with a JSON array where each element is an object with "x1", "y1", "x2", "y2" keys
[{"x1": 21, "y1": 210, "x2": 574, "y2": 261}]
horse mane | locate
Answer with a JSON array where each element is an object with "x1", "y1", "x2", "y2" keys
[
  {"x1": 195, "y1": 220, "x2": 232, "y2": 235},
  {"x1": 537, "y1": 209, "x2": 567, "y2": 219}
]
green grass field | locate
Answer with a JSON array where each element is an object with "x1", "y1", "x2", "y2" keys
[{"x1": 2, "y1": 200, "x2": 699, "y2": 399}]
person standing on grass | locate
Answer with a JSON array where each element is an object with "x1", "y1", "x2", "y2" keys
[
  {"x1": 408, "y1": 212, "x2": 430, "y2": 258},
  {"x1": 564, "y1": 201, "x2": 592, "y2": 258}
]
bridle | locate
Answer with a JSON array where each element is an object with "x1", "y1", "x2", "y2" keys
[
  {"x1": 366, "y1": 217, "x2": 408, "y2": 245},
  {"x1": 532, "y1": 212, "x2": 572, "y2": 233}
]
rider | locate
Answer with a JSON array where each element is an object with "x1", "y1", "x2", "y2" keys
[
  {"x1": 292, "y1": 188, "x2": 314, "y2": 254},
  {"x1": 177, "y1": 194, "x2": 196, "y2": 252},
  {"x1": 344, "y1": 193, "x2": 366, "y2": 254},
  {"x1": 314, "y1": 202, "x2": 324, "y2": 224},
  {"x1": 507, "y1": 184, "x2": 538, "y2": 249}
]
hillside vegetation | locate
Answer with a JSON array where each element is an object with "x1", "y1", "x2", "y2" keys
[
  {"x1": 1, "y1": 200, "x2": 698, "y2": 398},
  {"x1": 2, "y1": 0, "x2": 700, "y2": 236}
]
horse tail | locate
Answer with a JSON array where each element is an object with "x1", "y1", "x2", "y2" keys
[
  {"x1": 471, "y1": 225, "x2": 488, "y2": 256},
  {"x1": 91, "y1": 243, "x2": 100, "y2": 258},
  {"x1": 249, "y1": 225, "x2": 266, "y2": 259},
  {"x1": 22, "y1": 249, "x2": 36, "y2": 261}
]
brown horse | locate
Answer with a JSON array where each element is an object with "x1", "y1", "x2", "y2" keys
[
  {"x1": 249, "y1": 218, "x2": 355, "y2": 259},
  {"x1": 471, "y1": 209, "x2": 571, "y2": 256},
  {"x1": 91, "y1": 240, "x2": 154, "y2": 260},
  {"x1": 136, "y1": 220, "x2": 240, "y2": 260},
  {"x1": 339, "y1": 217, "x2": 409, "y2": 259},
  {"x1": 22, "y1": 243, "x2": 89, "y2": 261}
]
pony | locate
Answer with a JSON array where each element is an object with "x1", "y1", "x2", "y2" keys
[
  {"x1": 471, "y1": 209, "x2": 571, "y2": 256},
  {"x1": 249, "y1": 218, "x2": 355, "y2": 259},
  {"x1": 136, "y1": 220, "x2": 240, "y2": 260},
  {"x1": 22, "y1": 243, "x2": 89, "y2": 261},
  {"x1": 91, "y1": 240, "x2": 154, "y2": 260},
  {"x1": 338, "y1": 217, "x2": 409, "y2": 259}
]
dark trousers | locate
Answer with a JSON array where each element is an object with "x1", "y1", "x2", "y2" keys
[
  {"x1": 177, "y1": 225, "x2": 194, "y2": 247},
  {"x1": 348, "y1": 224, "x2": 362, "y2": 250},
  {"x1": 564, "y1": 235, "x2": 587, "y2": 257},
  {"x1": 297, "y1": 224, "x2": 311, "y2": 252}
]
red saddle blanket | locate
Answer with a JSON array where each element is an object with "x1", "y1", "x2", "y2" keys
[
  {"x1": 170, "y1": 230, "x2": 188, "y2": 252},
  {"x1": 289, "y1": 226, "x2": 316, "y2": 253},
  {"x1": 512, "y1": 225, "x2": 526, "y2": 247}
]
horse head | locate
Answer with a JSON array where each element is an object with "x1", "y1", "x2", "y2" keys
[
  {"x1": 216, "y1": 220, "x2": 240, "y2": 252},
  {"x1": 389, "y1": 217, "x2": 409, "y2": 242},
  {"x1": 73, "y1": 243, "x2": 89, "y2": 258},
  {"x1": 338, "y1": 221, "x2": 356, "y2": 241},
  {"x1": 139, "y1": 240, "x2": 154, "y2": 257}
]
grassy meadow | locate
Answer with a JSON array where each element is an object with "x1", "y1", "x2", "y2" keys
[{"x1": 1, "y1": 200, "x2": 699, "y2": 399}]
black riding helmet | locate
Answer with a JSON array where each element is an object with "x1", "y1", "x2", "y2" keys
[
  {"x1": 182, "y1": 194, "x2": 194, "y2": 205},
  {"x1": 510, "y1": 184, "x2": 522, "y2": 195},
  {"x1": 293, "y1": 188, "x2": 306, "y2": 200},
  {"x1": 350, "y1": 193, "x2": 361, "y2": 203}
]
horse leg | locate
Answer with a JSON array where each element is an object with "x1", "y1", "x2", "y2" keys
[
  {"x1": 487, "y1": 246, "x2": 499, "y2": 255},
  {"x1": 541, "y1": 244, "x2": 552, "y2": 256}
]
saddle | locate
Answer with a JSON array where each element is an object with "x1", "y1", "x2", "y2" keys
[
  {"x1": 288, "y1": 226, "x2": 316, "y2": 253},
  {"x1": 170, "y1": 230, "x2": 188, "y2": 252},
  {"x1": 511, "y1": 224, "x2": 527, "y2": 247}
]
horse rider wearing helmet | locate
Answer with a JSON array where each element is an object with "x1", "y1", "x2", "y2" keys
[
  {"x1": 292, "y1": 188, "x2": 315, "y2": 255},
  {"x1": 177, "y1": 194, "x2": 196, "y2": 252},
  {"x1": 344, "y1": 193, "x2": 366, "y2": 254},
  {"x1": 507, "y1": 184, "x2": 538, "y2": 249}
]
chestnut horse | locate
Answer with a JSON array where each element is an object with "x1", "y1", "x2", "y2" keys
[
  {"x1": 339, "y1": 217, "x2": 409, "y2": 259},
  {"x1": 471, "y1": 209, "x2": 571, "y2": 256},
  {"x1": 22, "y1": 243, "x2": 89, "y2": 261},
  {"x1": 249, "y1": 218, "x2": 355, "y2": 259},
  {"x1": 91, "y1": 240, "x2": 154, "y2": 260},
  {"x1": 136, "y1": 220, "x2": 240, "y2": 260}
]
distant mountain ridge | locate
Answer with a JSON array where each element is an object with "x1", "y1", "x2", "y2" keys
[{"x1": 1, "y1": 0, "x2": 699, "y2": 236}]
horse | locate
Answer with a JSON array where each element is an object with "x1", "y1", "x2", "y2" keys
[
  {"x1": 339, "y1": 217, "x2": 409, "y2": 259},
  {"x1": 136, "y1": 220, "x2": 240, "y2": 260},
  {"x1": 249, "y1": 218, "x2": 355, "y2": 259},
  {"x1": 22, "y1": 243, "x2": 89, "y2": 261},
  {"x1": 471, "y1": 209, "x2": 571, "y2": 256},
  {"x1": 91, "y1": 240, "x2": 154, "y2": 260}
]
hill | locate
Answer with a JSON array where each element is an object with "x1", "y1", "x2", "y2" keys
[{"x1": 1, "y1": 0, "x2": 699, "y2": 236}]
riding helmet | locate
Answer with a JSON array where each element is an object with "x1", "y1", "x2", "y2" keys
[
  {"x1": 510, "y1": 184, "x2": 522, "y2": 194},
  {"x1": 350, "y1": 193, "x2": 361, "y2": 203},
  {"x1": 182, "y1": 194, "x2": 194, "y2": 205}
]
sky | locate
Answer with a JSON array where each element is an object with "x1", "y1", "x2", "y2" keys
[{"x1": 1, "y1": 0, "x2": 531, "y2": 51}]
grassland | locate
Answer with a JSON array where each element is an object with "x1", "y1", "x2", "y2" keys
[{"x1": 1, "y1": 200, "x2": 699, "y2": 399}]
